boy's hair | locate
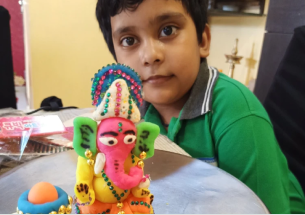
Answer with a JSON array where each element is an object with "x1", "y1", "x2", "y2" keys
[{"x1": 96, "y1": 0, "x2": 208, "y2": 61}]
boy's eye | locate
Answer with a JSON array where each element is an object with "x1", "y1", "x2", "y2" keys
[
  {"x1": 160, "y1": 26, "x2": 177, "y2": 37},
  {"x1": 121, "y1": 37, "x2": 138, "y2": 47}
]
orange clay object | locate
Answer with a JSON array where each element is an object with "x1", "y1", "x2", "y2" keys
[
  {"x1": 28, "y1": 182, "x2": 58, "y2": 204},
  {"x1": 78, "y1": 193, "x2": 152, "y2": 214}
]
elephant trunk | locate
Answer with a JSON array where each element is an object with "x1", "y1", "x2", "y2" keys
[{"x1": 104, "y1": 156, "x2": 143, "y2": 190}]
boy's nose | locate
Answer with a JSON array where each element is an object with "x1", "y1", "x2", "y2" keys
[{"x1": 140, "y1": 39, "x2": 164, "y2": 66}]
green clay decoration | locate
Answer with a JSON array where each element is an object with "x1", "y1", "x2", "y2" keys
[
  {"x1": 73, "y1": 117, "x2": 98, "y2": 159},
  {"x1": 133, "y1": 122, "x2": 160, "y2": 159}
]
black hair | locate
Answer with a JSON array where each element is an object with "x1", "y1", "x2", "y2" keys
[{"x1": 96, "y1": 0, "x2": 208, "y2": 61}]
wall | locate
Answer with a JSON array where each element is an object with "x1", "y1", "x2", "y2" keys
[
  {"x1": 28, "y1": 0, "x2": 115, "y2": 108},
  {"x1": 207, "y1": 0, "x2": 269, "y2": 86},
  {"x1": 0, "y1": 0, "x2": 25, "y2": 78},
  {"x1": 28, "y1": 0, "x2": 269, "y2": 108}
]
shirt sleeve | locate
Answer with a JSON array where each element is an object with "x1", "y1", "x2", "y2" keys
[{"x1": 216, "y1": 114, "x2": 292, "y2": 214}]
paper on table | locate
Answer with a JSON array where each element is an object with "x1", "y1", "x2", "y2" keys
[
  {"x1": 0, "y1": 115, "x2": 66, "y2": 138},
  {"x1": 25, "y1": 109, "x2": 94, "y2": 149},
  {"x1": 32, "y1": 108, "x2": 94, "y2": 123},
  {"x1": 63, "y1": 112, "x2": 94, "y2": 127},
  {"x1": 154, "y1": 135, "x2": 190, "y2": 157}
]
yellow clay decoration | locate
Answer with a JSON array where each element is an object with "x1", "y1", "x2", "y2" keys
[{"x1": 74, "y1": 156, "x2": 95, "y2": 205}]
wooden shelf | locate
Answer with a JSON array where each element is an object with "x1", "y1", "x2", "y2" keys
[
  {"x1": 208, "y1": 9, "x2": 266, "y2": 17},
  {"x1": 207, "y1": 0, "x2": 266, "y2": 17}
]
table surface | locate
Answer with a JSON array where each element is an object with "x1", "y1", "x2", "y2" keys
[{"x1": 0, "y1": 150, "x2": 269, "y2": 214}]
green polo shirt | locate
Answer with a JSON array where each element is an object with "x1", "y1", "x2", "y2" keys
[{"x1": 142, "y1": 61, "x2": 305, "y2": 214}]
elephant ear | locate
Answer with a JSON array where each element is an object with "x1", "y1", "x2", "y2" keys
[
  {"x1": 73, "y1": 117, "x2": 98, "y2": 159},
  {"x1": 133, "y1": 122, "x2": 160, "y2": 159}
]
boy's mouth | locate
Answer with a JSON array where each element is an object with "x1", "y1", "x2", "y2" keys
[{"x1": 143, "y1": 75, "x2": 174, "y2": 84}]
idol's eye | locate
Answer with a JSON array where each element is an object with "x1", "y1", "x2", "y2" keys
[
  {"x1": 99, "y1": 137, "x2": 118, "y2": 146},
  {"x1": 121, "y1": 37, "x2": 139, "y2": 47},
  {"x1": 123, "y1": 135, "x2": 137, "y2": 144},
  {"x1": 160, "y1": 26, "x2": 177, "y2": 37}
]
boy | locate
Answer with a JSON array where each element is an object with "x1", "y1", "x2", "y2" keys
[{"x1": 95, "y1": 0, "x2": 305, "y2": 213}]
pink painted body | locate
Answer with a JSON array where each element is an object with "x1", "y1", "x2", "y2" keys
[{"x1": 97, "y1": 117, "x2": 143, "y2": 190}]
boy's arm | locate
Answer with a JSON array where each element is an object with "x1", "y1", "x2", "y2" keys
[{"x1": 216, "y1": 114, "x2": 304, "y2": 214}]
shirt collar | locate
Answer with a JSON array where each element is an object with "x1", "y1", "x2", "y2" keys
[{"x1": 140, "y1": 59, "x2": 219, "y2": 120}]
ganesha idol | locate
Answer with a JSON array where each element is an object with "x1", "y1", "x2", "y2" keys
[{"x1": 72, "y1": 64, "x2": 160, "y2": 214}]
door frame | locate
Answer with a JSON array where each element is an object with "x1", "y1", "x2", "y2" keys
[{"x1": 20, "y1": 0, "x2": 33, "y2": 109}]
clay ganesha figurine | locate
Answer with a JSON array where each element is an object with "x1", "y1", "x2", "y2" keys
[{"x1": 73, "y1": 64, "x2": 160, "y2": 214}]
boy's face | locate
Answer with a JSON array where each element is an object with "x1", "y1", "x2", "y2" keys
[{"x1": 111, "y1": 0, "x2": 210, "y2": 106}]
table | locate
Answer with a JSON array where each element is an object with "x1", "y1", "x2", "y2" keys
[
  {"x1": 0, "y1": 108, "x2": 190, "y2": 176},
  {"x1": 0, "y1": 150, "x2": 269, "y2": 214}
]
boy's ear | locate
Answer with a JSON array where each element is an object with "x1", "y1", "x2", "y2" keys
[{"x1": 199, "y1": 24, "x2": 211, "y2": 58}]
